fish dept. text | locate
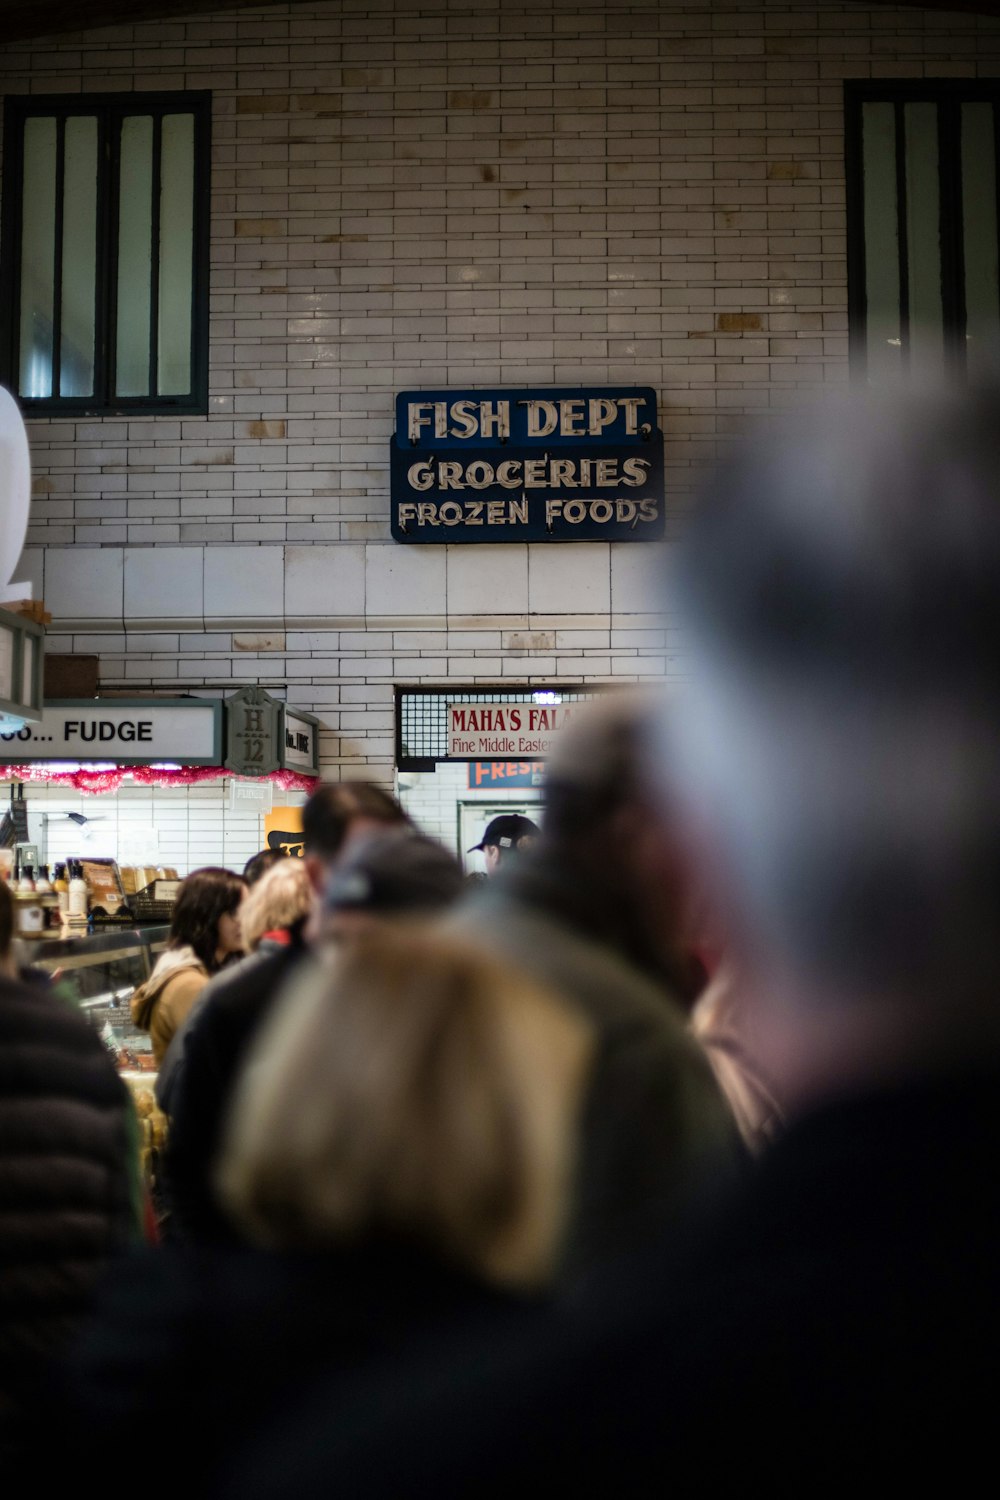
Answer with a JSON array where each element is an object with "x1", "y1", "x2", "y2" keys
[{"x1": 406, "y1": 396, "x2": 649, "y2": 443}]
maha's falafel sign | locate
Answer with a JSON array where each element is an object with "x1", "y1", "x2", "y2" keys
[
  {"x1": 391, "y1": 388, "x2": 664, "y2": 543},
  {"x1": 447, "y1": 701, "x2": 576, "y2": 759}
]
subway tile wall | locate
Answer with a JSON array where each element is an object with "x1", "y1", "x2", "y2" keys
[
  {"x1": 2, "y1": 0, "x2": 997, "y2": 795},
  {"x1": 2, "y1": 779, "x2": 306, "y2": 877}
]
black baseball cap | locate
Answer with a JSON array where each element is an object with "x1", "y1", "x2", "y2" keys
[{"x1": 468, "y1": 813, "x2": 540, "y2": 853}]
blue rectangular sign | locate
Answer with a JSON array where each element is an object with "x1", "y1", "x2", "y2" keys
[{"x1": 391, "y1": 386, "x2": 664, "y2": 545}]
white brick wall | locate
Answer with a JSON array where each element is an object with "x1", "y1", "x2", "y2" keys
[
  {"x1": 2, "y1": 0, "x2": 997, "y2": 814},
  {"x1": 6, "y1": 778, "x2": 306, "y2": 877}
]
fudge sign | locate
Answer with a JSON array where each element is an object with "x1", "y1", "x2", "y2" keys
[
  {"x1": 0, "y1": 698, "x2": 222, "y2": 764},
  {"x1": 391, "y1": 387, "x2": 665, "y2": 544}
]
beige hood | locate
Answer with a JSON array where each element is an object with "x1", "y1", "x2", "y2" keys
[{"x1": 130, "y1": 945, "x2": 206, "y2": 1031}]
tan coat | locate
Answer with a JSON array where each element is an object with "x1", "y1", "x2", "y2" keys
[{"x1": 131, "y1": 947, "x2": 209, "y2": 1067}]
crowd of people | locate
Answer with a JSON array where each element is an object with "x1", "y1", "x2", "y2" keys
[{"x1": 3, "y1": 381, "x2": 1000, "y2": 1490}]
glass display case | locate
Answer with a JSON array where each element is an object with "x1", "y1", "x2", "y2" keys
[{"x1": 18, "y1": 925, "x2": 171, "y2": 1071}]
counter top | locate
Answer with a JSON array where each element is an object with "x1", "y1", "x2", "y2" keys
[{"x1": 16, "y1": 924, "x2": 171, "y2": 963}]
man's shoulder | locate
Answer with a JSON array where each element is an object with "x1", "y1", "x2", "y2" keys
[
  {"x1": 205, "y1": 945, "x2": 304, "y2": 1012},
  {"x1": 450, "y1": 890, "x2": 691, "y2": 1042},
  {"x1": 0, "y1": 971, "x2": 108, "y2": 1053},
  {"x1": 210, "y1": 1078, "x2": 1000, "y2": 1499},
  {"x1": 1, "y1": 971, "x2": 87, "y2": 1030},
  {"x1": 183, "y1": 946, "x2": 305, "y2": 1053},
  {"x1": 0, "y1": 974, "x2": 126, "y2": 1107}
]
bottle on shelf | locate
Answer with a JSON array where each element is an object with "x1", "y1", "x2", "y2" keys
[
  {"x1": 68, "y1": 860, "x2": 89, "y2": 918},
  {"x1": 53, "y1": 863, "x2": 70, "y2": 917},
  {"x1": 18, "y1": 864, "x2": 35, "y2": 893},
  {"x1": 34, "y1": 865, "x2": 52, "y2": 894}
]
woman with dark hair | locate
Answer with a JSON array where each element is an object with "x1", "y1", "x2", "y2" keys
[{"x1": 131, "y1": 867, "x2": 246, "y2": 1066}]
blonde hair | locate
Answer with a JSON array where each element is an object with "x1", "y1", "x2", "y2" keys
[
  {"x1": 238, "y1": 858, "x2": 313, "y2": 951},
  {"x1": 217, "y1": 927, "x2": 592, "y2": 1287}
]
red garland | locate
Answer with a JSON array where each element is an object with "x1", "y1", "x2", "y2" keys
[{"x1": 0, "y1": 764, "x2": 319, "y2": 794}]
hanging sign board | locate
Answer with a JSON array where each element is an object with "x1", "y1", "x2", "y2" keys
[
  {"x1": 391, "y1": 387, "x2": 664, "y2": 544},
  {"x1": 230, "y1": 779, "x2": 274, "y2": 813},
  {"x1": 280, "y1": 706, "x2": 320, "y2": 775},
  {"x1": 0, "y1": 697, "x2": 223, "y2": 764},
  {"x1": 447, "y1": 701, "x2": 578, "y2": 760},
  {"x1": 225, "y1": 686, "x2": 282, "y2": 776}
]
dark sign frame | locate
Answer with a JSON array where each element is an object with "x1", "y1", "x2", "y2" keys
[{"x1": 391, "y1": 386, "x2": 665, "y2": 544}]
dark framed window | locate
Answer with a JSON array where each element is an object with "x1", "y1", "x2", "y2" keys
[
  {"x1": 0, "y1": 92, "x2": 210, "y2": 416},
  {"x1": 845, "y1": 80, "x2": 1000, "y2": 385}
]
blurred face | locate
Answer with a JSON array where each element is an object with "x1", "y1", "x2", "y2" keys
[{"x1": 215, "y1": 890, "x2": 247, "y2": 960}]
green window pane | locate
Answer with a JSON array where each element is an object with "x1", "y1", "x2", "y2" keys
[
  {"x1": 861, "y1": 103, "x2": 902, "y2": 385},
  {"x1": 60, "y1": 116, "x2": 98, "y2": 398},
  {"x1": 19, "y1": 117, "x2": 57, "y2": 399},
  {"x1": 158, "y1": 114, "x2": 195, "y2": 396},
  {"x1": 116, "y1": 115, "x2": 154, "y2": 397},
  {"x1": 961, "y1": 103, "x2": 999, "y2": 381},
  {"x1": 904, "y1": 102, "x2": 944, "y2": 376}
]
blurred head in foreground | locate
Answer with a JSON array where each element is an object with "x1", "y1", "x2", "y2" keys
[
  {"x1": 537, "y1": 689, "x2": 705, "y2": 1003},
  {"x1": 301, "y1": 781, "x2": 411, "y2": 896},
  {"x1": 321, "y1": 826, "x2": 464, "y2": 938},
  {"x1": 217, "y1": 928, "x2": 592, "y2": 1287},
  {"x1": 668, "y1": 382, "x2": 1000, "y2": 1092}
]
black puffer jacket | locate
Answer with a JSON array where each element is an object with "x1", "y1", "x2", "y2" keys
[{"x1": 0, "y1": 976, "x2": 141, "y2": 1451}]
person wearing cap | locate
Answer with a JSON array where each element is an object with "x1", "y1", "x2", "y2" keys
[
  {"x1": 469, "y1": 813, "x2": 540, "y2": 876},
  {"x1": 321, "y1": 825, "x2": 464, "y2": 937}
]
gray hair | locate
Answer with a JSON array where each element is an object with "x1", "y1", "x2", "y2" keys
[{"x1": 668, "y1": 381, "x2": 1000, "y2": 1009}]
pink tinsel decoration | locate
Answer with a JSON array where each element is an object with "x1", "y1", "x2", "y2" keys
[{"x1": 0, "y1": 764, "x2": 319, "y2": 794}]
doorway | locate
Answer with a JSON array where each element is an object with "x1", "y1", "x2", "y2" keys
[{"x1": 458, "y1": 799, "x2": 543, "y2": 876}]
